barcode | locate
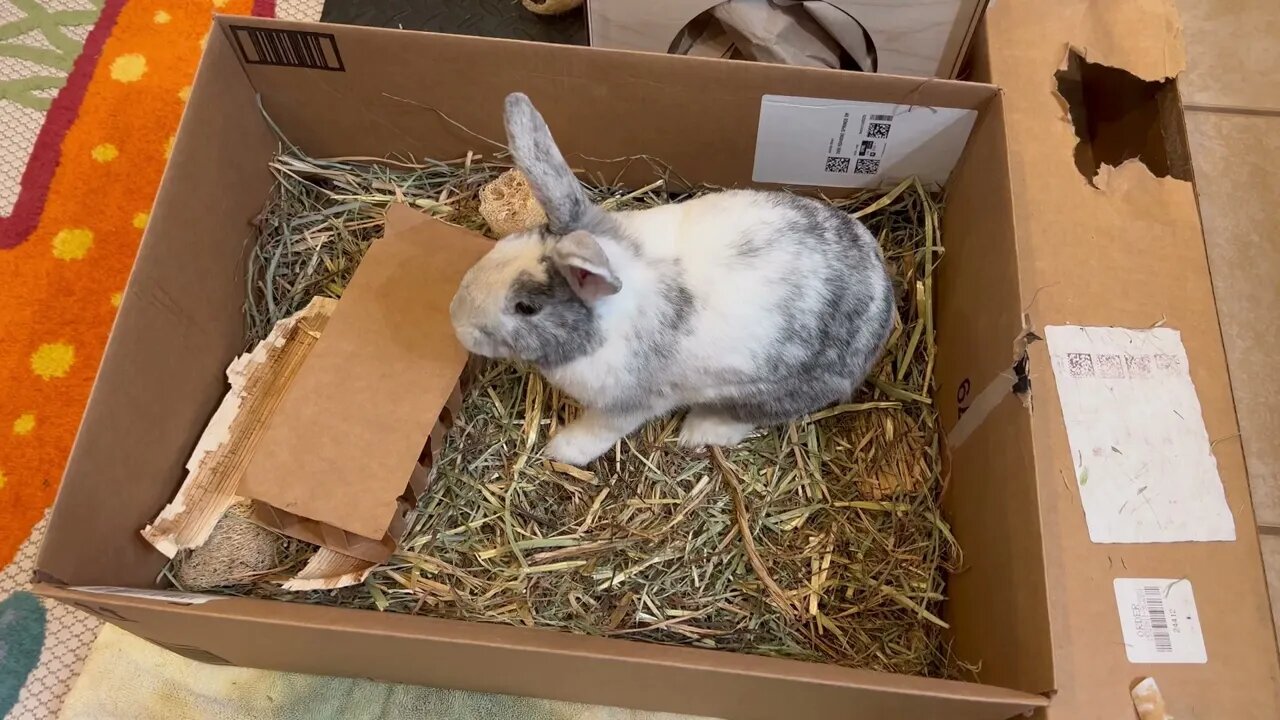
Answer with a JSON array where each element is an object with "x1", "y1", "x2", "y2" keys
[
  {"x1": 869, "y1": 113, "x2": 894, "y2": 122},
  {"x1": 1143, "y1": 585, "x2": 1173, "y2": 653},
  {"x1": 866, "y1": 121, "x2": 891, "y2": 139},
  {"x1": 230, "y1": 26, "x2": 344, "y2": 71},
  {"x1": 824, "y1": 156, "x2": 851, "y2": 173},
  {"x1": 854, "y1": 158, "x2": 880, "y2": 174}
]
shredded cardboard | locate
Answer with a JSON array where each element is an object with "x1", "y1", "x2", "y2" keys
[
  {"x1": 144, "y1": 295, "x2": 418, "y2": 591},
  {"x1": 281, "y1": 549, "x2": 379, "y2": 592},
  {"x1": 141, "y1": 297, "x2": 337, "y2": 558}
]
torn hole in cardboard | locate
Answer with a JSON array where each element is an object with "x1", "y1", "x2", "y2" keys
[
  {"x1": 948, "y1": 327, "x2": 1040, "y2": 449},
  {"x1": 1054, "y1": 49, "x2": 1191, "y2": 186},
  {"x1": 1013, "y1": 321, "x2": 1041, "y2": 408}
]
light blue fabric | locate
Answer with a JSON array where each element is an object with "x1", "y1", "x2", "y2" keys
[{"x1": 60, "y1": 624, "x2": 713, "y2": 720}]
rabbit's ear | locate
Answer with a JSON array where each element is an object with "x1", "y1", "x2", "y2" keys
[
  {"x1": 550, "y1": 230, "x2": 621, "y2": 304},
  {"x1": 504, "y1": 93, "x2": 594, "y2": 235}
]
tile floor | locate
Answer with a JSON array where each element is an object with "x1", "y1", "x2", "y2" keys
[{"x1": 1175, "y1": 0, "x2": 1280, "y2": 648}]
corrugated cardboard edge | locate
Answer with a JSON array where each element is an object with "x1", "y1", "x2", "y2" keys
[
  {"x1": 249, "y1": 503, "x2": 398, "y2": 564},
  {"x1": 281, "y1": 548, "x2": 379, "y2": 591},
  {"x1": 140, "y1": 297, "x2": 338, "y2": 558},
  {"x1": 238, "y1": 205, "x2": 491, "y2": 540}
]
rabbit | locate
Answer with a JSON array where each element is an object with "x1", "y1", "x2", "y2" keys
[{"x1": 449, "y1": 93, "x2": 895, "y2": 467}]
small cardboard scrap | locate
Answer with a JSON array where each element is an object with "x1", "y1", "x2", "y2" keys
[
  {"x1": 142, "y1": 296, "x2": 338, "y2": 558},
  {"x1": 241, "y1": 205, "x2": 493, "y2": 542},
  {"x1": 281, "y1": 548, "x2": 380, "y2": 592}
]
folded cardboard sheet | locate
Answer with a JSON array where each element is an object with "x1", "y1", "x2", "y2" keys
[
  {"x1": 144, "y1": 205, "x2": 492, "y2": 585},
  {"x1": 240, "y1": 204, "x2": 493, "y2": 542}
]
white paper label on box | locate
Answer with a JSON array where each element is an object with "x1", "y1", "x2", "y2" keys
[
  {"x1": 1114, "y1": 578, "x2": 1207, "y2": 664},
  {"x1": 1045, "y1": 325, "x2": 1235, "y2": 544},
  {"x1": 752, "y1": 95, "x2": 978, "y2": 188},
  {"x1": 73, "y1": 586, "x2": 226, "y2": 605}
]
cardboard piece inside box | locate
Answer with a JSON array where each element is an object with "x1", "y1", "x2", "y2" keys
[
  {"x1": 141, "y1": 208, "x2": 487, "y2": 581},
  {"x1": 33, "y1": 8, "x2": 1280, "y2": 720},
  {"x1": 588, "y1": 0, "x2": 988, "y2": 79},
  {"x1": 241, "y1": 205, "x2": 491, "y2": 543}
]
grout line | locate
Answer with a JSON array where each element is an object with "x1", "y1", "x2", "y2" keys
[{"x1": 1184, "y1": 103, "x2": 1280, "y2": 118}]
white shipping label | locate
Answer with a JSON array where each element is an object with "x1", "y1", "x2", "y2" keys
[
  {"x1": 73, "y1": 586, "x2": 226, "y2": 605},
  {"x1": 1045, "y1": 325, "x2": 1235, "y2": 544},
  {"x1": 1113, "y1": 578, "x2": 1207, "y2": 664},
  {"x1": 752, "y1": 95, "x2": 978, "y2": 188}
]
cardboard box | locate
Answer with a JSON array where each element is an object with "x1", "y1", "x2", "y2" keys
[
  {"x1": 32, "y1": 8, "x2": 1280, "y2": 719},
  {"x1": 587, "y1": 0, "x2": 988, "y2": 78}
]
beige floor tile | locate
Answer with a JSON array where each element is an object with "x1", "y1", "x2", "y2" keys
[
  {"x1": 1185, "y1": 111, "x2": 1280, "y2": 526},
  {"x1": 1175, "y1": 0, "x2": 1280, "y2": 110}
]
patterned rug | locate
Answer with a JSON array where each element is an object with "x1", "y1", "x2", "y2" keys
[{"x1": 0, "y1": 3, "x2": 323, "y2": 718}]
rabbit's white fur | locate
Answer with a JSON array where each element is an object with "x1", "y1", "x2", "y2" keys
[
  {"x1": 540, "y1": 195, "x2": 843, "y2": 464},
  {"x1": 450, "y1": 94, "x2": 894, "y2": 466}
]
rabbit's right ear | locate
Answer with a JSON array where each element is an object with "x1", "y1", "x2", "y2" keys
[{"x1": 504, "y1": 93, "x2": 595, "y2": 235}]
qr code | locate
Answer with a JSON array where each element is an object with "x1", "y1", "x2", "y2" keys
[
  {"x1": 1154, "y1": 353, "x2": 1180, "y2": 374},
  {"x1": 824, "y1": 156, "x2": 851, "y2": 173},
  {"x1": 1096, "y1": 353, "x2": 1126, "y2": 379},
  {"x1": 853, "y1": 158, "x2": 880, "y2": 174},
  {"x1": 1066, "y1": 352, "x2": 1095, "y2": 378},
  {"x1": 866, "y1": 121, "x2": 891, "y2": 139},
  {"x1": 1125, "y1": 354, "x2": 1153, "y2": 378}
]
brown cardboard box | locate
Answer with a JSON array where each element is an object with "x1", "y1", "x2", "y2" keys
[
  {"x1": 587, "y1": 0, "x2": 988, "y2": 78},
  {"x1": 31, "y1": 8, "x2": 1280, "y2": 720}
]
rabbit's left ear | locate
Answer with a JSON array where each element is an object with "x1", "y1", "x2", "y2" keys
[
  {"x1": 504, "y1": 93, "x2": 595, "y2": 235},
  {"x1": 549, "y1": 230, "x2": 621, "y2": 304}
]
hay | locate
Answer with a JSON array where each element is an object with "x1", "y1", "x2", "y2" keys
[{"x1": 222, "y1": 145, "x2": 959, "y2": 678}]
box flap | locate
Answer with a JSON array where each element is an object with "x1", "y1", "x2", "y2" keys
[
  {"x1": 240, "y1": 206, "x2": 491, "y2": 540},
  {"x1": 975, "y1": 0, "x2": 1280, "y2": 716},
  {"x1": 38, "y1": 585, "x2": 1049, "y2": 720},
  {"x1": 215, "y1": 17, "x2": 996, "y2": 194}
]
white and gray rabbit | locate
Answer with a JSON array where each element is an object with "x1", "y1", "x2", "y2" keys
[{"x1": 449, "y1": 93, "x2": 895, "y2": 467}]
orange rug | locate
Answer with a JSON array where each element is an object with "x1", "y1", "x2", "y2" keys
[{"x1": 0, "y1": 0, "x2": 264, "y2": 571}]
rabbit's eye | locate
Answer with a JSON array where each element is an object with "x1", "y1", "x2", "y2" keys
[{"x1": 514, "y1": 301, "x2": 541, "y2": 316}]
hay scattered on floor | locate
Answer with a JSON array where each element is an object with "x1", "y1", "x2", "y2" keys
[{"x1": 223, "y1": 146, "x2": 959, "y2": 678}]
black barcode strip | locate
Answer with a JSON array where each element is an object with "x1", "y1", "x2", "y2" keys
[
  {"x1": 869, "y1": 113, "x2": 894, "y2": 122},
  {"x1": 1143, "y1": 585, "x2": 1173, "y2": 653},
  {"x1": 230, "y1": 26, "x2": 345, "y2": 71}
]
